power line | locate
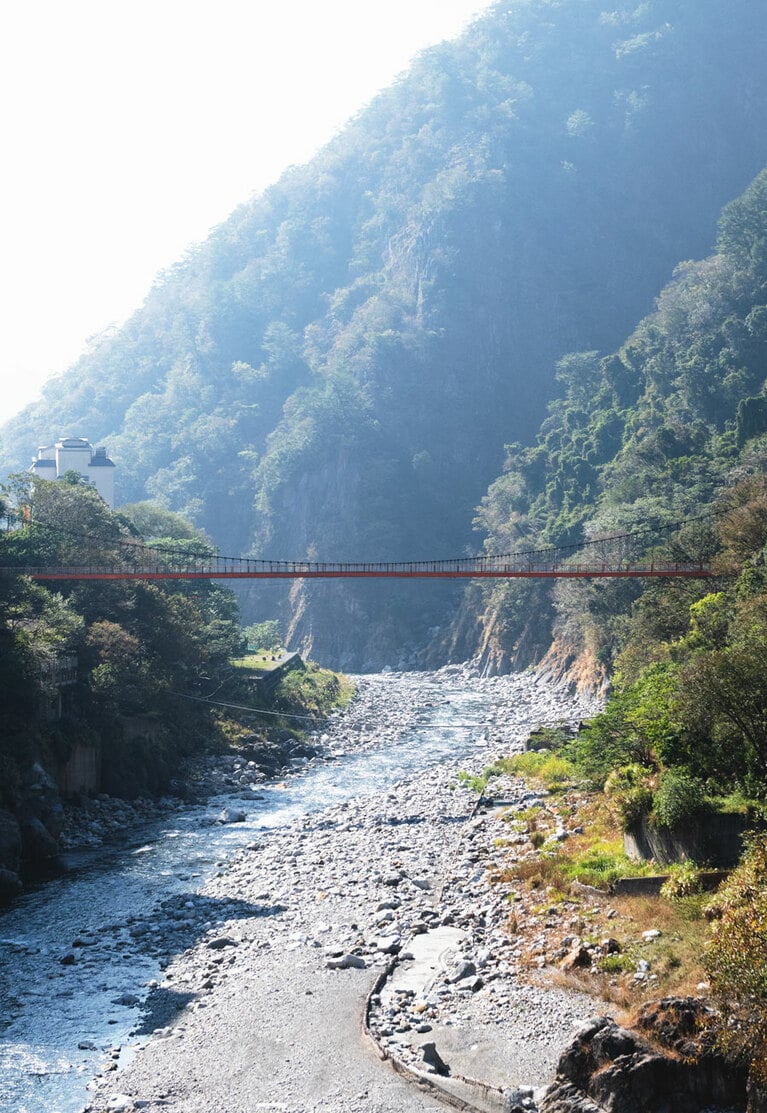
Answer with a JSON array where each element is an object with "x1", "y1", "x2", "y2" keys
[
  {"x1": 170, "y1": 691, "x2": 321, "y2": 720},
  {"x1": 171, "y1": 689, "x2": 491, "y2": 730}
]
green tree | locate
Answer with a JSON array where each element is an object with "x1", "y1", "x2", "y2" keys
[
  {"x1": 117, "y1": 502, "x2": 209, "y2": 543},
  {"x1": 245, "y1": 619, "x2": 283, "y2": 651},
  {"x1": 569, "y1": 664, "x2": 683, "y2": 787},
  {"x1": 680, "y1": 642, "x2": 767, "y2": 783}
]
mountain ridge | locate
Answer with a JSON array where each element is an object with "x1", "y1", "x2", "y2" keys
[{"x1": 3, "y1": 0, "x2": 767, "y2": 667}]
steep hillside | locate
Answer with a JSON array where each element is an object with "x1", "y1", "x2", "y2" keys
[
  {"x1": 462, "y1": 168, "x2": 767, "y2": 679},
  {"x1": 3, "y1": 0, "x2": 767, "y2": 666}
]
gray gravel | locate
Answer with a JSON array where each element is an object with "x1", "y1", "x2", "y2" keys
[{"x1": 83, "y1": 667, "x2": 599, "y2": 1113}]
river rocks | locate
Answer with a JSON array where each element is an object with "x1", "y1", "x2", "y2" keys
[
  {"x1": 421, "y1": 1040, "x2": 450, "y2": 1075},
  {"x1": 559, "y1": 945, "x2": 592, "y2": 972},
  {"x1": 19, "y1": 761, "x2": 64, "y2": 837},
  {"x1": 0, "y1": 808, "x2": 22, "y2": 870},
  {"x1": 326, "y1": 953, "x2": 367, "y2": 970},
  {"x1": 206, "y1": 936, "x2": 238, "y2": 950},
  {"x1": 59, "y1": 667, "x2": 603, "y2": 1113},
  {"x1": 446, "y1": 956, "x2": 476, "y2": 982},
  {"x1": 113, "y1": 993, "x2": 141, "y2": 1007},
  {"x1": 217, "y1": 807, "x2": 246, "y2": 824},
  {"x1": 0, "y1": 866, "x2": 22, "y2": 898},
  {"x1": 20, "y1": 814, "x2": 61, "y2": 868},
  {"x1": 104, "y1": 1095, "x2": 134, "y2": 1112},
  {"x1": 371, "y1": 935, "x2": 402, "y2": 954}
]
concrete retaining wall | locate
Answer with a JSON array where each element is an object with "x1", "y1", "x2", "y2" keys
[
  {"x1": 624, "y1": 812, "x2": 748, "y2": 868},
  {"x1": 56, "y1": 743, "x2": 101, "y2": 797}
]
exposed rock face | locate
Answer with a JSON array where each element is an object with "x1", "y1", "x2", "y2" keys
[
  {"x1": 17, "y1": 761, "x2": 64, "y2": 873},
  {"x1": 539, "y1": 1000, "x2": 747, "y2": 1113},
  {"x1": 0, "y1": 808, "x2": 23, "y2": 897},
  {"x1": 0, "y1": 763, "x2": 69, "y2": 892},
  {"x1": 19, "y1": 761, "x2": 64, "y2": 834}
]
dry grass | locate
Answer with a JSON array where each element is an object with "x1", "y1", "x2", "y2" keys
[
  {"x1": 535, "y1": 892, "x2": 710, "y2": 1007},
  {"x1": 494, "y1": 787, "x2": 713, "y2": 1007}
]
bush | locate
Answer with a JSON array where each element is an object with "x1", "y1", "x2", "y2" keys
[
  {"x1": 567, "y1": 665, "x2": 682, "y2": 788},
  {"x1": 604, "y1": 763, "x2": 654, "y2": 831},
  {"x1": 705, "y1": 834, "x2": 767, "y2": 1092},
  {"x1": 660, "y1": 860, "x2": 702, "y2": 901},
  {"x1": 272, "y1": 663, "x2": 352, "y2": 718},
  {"x1": 457, "y1": 769, "x2": 490, "y2": 794},
  {"x1": 500, "y1": 751, "x2": 576, "y2": 791},
  {"x1": 652, "y1": 770, "x2": 709, "y2": 829},
  {"x1": 526, "y1": 725, "x2": 572, "y2": 752}
]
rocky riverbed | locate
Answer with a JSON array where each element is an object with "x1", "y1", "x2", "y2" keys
[{"x1": 79, "y1": 665, "x2": 602, "y2": 1113}]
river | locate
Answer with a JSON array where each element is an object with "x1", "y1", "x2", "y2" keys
[{"x1": 0, "y1": 668, "x2": 597, "y2": 1113}]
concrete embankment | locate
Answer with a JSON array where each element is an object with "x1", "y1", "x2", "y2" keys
[{"x1": 82, "y1": 666, "x2": 600, "y2": 1113}]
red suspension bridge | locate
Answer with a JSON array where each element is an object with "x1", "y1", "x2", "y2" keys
[
  {"x1": 2, "y1": 515, "x2": 717, "y2": 581},
  {"x1": 23, "y1": 554, "x2": 712, "y2": 581}
]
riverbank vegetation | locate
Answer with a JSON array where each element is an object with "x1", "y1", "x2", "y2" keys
[
  {"x1": 0, "y1": 475, "x2": 350, "y2": 888},
  {"x1": 469, "y1": 173, "x2": 767, "y2": 1080},
  {"x1": 271, "y1": 662, "x2": 354, "y2": 719}
]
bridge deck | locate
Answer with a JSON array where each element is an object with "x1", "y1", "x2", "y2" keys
[{"x1": 19, "y1": 563, "x2": 712, "y2": 581}]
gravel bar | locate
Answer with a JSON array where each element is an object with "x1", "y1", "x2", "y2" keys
[{"x1": 83, "y1": 666, "x2": 600, "y2": 1113}]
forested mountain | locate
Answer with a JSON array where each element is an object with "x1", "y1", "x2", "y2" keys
[
  {"x1": 3, "y1": 0, "x2": 767, "y2": 667},
  {"x1": 459, "y1": 169, "x2": 767, "y2": 680}
]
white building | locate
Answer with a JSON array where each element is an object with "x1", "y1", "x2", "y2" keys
[{"x1": 31, "y1": 437, "x2": 116, "y2": 508}]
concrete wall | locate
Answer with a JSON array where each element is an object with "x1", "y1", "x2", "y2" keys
[
  {"x1": 625, "y1": 812, "x2": 748, "y2": 868},
  {"x1": 57, "y1": 742, "x2": 101, "y2": 798}
]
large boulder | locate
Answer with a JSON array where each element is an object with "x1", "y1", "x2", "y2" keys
[
  {"x1": 540, "y1": 1000, "x2": 746, "y2": 1113},
  {"x1": 17, "y1": 762, "x2": 64, "y2": 872},
  {"x1": 18, "y1": 762, "x2": 64, "y2": 838},
  {"x1": 0, "y1": 867, "x2": 22, "y2": 899},
  {"x1": 19, "y1": 816, "x2": 60, "y2": 869}
]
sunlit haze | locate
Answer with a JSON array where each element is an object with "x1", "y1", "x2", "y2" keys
[{"x1": 0, "y1": 0, "x2": 493, "y2": 423}]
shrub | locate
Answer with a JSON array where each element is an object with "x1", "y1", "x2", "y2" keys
[
  {"x1": 660, "y1": 860, "x2": 702, "y2": 901},
  {"x1": 567, "y1": 664, "x2": 682, "y2": 788},
  {"x1": 457, "y1": 769, "x2": 489, "y2": 794},
  {"x1": 705, "y1": 834, "x2": 767, "y2": 1092},
  {"x1": 560, "y1": 848, "x2": 644, "y2": 891},
  {"x1": 272, "y1": 663, "x2": 352, "y2": 718},
  {"x1": 519, "y1": 805, "x2": 542, "y2": 829},
  {"x1": 604, "y1": 763, "x2": 654, "y2": 831},
  {"x1": 526, "y1": 725, "x2": 572, "y2": 752},
  {"x1": 599, "y1": 952, "x2": 635, "y2": 974},
  {"x1": 500, "y1": 842, "x2": 652, "y2": 893},
  {"x1": 244, "y1": 619, "x2": 282, "y2": 651},
  {"x1": 500, "y1": 751, "x2": 576, "y2": 791},
  {"x1": 652, "y1": 770, "x2": 709, "y2": 829}
]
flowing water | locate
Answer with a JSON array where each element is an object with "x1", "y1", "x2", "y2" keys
[{"x1": 0, "y1": 677, "x2": 497, "y2": 1113}]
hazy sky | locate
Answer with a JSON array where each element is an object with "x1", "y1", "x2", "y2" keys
[{"x1": 0, "y1": 0, "x2": 494, "y2": 424}]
